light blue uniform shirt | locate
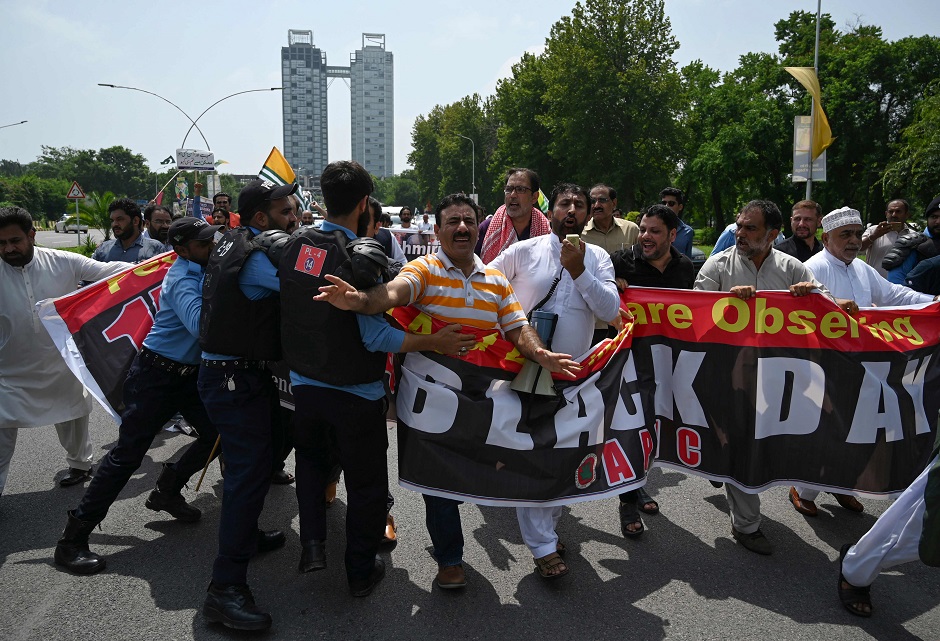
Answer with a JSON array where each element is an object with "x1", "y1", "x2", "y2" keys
[
  {"x1": 290, "y1": 221, "x2": 405, "y2": 400},
  {"x1": 143, "y1": 257, "x2": 204, "y2": 364},
  {"x1": 887, "y1": 228, "x2": 936, "y2": 285}
]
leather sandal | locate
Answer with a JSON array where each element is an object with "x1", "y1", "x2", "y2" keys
[
  {"x1": 789, "y1": 486, "x2": 818, "y2": 517},
  {"x1": 618, "y1": 502, "x2": 644, "y2": 538},
  {"x1": 838, "y1": 544, "x2": 872, "y2": 617},
  {"x1": 534, "y1": 552, "x2": 568, "y2": 579},
  {"x1": 637, "y1": 487, "x2": 659, "y2": 515}
]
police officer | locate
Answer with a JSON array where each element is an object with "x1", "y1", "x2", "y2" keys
[
  {"x1": 198, "y1": 179, "x2": 296, "y2": 632},
  {"x1": 54, "y1": 217, "x2": 223, "y2": 575},
  {"x1": 279, "y1": 161, "x2": 474, "y2": 598}
]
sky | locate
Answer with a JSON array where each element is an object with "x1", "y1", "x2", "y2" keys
[{"x1": 1, "y1": 0, "x2": 938, "y2": 183}]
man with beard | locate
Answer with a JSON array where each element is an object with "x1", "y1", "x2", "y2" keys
[
  {"x1": 609, "y1": 204, "x2": 694, "y2": 536},
  {"x1": 0, "y1": 207, "x2": 130, "y2": 495},
  {"x1": 142, "y1": 204, "x2": 173, "y2": 251},
  {"x1": 54, "y1": 217, "x2": 225, "y2": 575},
  {"x1": 213, "y1": 191, "x2": 240, "y2": 227},
  {"x1": 490, "y1": 183, "x2": 620, "y2": 579},
  {"x1": 477, "y1": 168, "x2": 552, "y2": 262},
  {"x1": 315, "y1": 192, "x2": 580, "y2": 590},
  {"x1": 694, "y1": 199, "x2": 832, "y2": 556},
  {"x1": 885, "y1": 198, "x2": 940, "y2": 284},
  {"x1": 788, "y1": 208, "x2": 936, "y2": 519},
  {"x1": 776, "y1": 200, "x2": 823, "y2": 262},
  {"x1": 300, "y1": 210, "x2": 315, "y2": 227},
  {"x1": 92, "y1": 198, "x2": 165, "y2": 263},
  {"x1": 198, "y1": 179, "x2": 297, "y2": 632},
  {"x1": 861, "y1": 199, "x2": 915, "y2": 278}
]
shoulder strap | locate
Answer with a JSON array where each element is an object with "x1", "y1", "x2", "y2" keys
[{"x1": 530, "y1": 267, "x2": 564, "y2": 314}]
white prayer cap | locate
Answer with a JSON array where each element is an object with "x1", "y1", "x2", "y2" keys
[{"x1": 822, "y1": 207, "x2": 863, "y2": 233}]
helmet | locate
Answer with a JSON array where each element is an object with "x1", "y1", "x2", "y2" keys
[
  {"x1": 253, "y1": 229, "x2": 292, "y2": 267},
  {"x1": 336, "y1": 238, "x2": 390, "y2": 289}
]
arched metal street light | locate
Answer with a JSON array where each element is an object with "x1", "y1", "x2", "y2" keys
[
  {"x1": 456, "y1": 133, "x2": 476, "y2": 196},
  {"x1": 0, "y1": 120, "x2": 27, "y2": 130},
  {"x1": 180, "y1": 87, "x2": 283, "y2": 149},
  {"x1": 98, "y1": 84, "x2": 211, "y2": 149}
]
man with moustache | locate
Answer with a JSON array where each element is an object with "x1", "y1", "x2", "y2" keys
[
  {"x1": 54, "y1": 217, "x2": 225, "y2": 575},
  {"x1": 861, "y1": 199, "x2": 915, "y2": 278},
  {"x1": 92, "y1": 198, "x2": 165, "y2": 263},
  {"x1": 198, "y1": 179, "x2": 298, "y2": 632},
  {"x1": 609, "y1": 204, "x2": 694, "y2": 535},
  {"x1": 695, "y1": 199, "x2": 832, "y2": 556},
  {"x1": 0, "y1": 207, "x2": 131, "y2": 495},
  {"x1": 788, "y1": 208, "x2": 937, "y2": 518},
  {"x1": 142, "y1": 204, "x2": 174, "y2": 251},
  {"x1": 477, "y1": 168, "x2": 552, "y2": 262},
  {"x1": 776, "y1": 200, "x2": 823, "y2": 262},
  {"x1": 315, "y1": 192, "x2": 580, "y2": 590},
  {"x1": 490, "y1": 183, "x2": 620, "y2": 579},
  {"x1": 885, "y1": 198, "x2": 940, "y2": 284},
  {"x1": 213, "y1": 191, "x2": 241, "y2": 227}
]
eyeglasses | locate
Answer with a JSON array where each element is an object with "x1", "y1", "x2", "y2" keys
[
  {"x1": 661, "y1": 200, "x2": 678, "y2": 207},
  {"x1": 504, "y1": 185, "x2": 533, "y2": 195},
  {"x1": 591, "y1": 197, "x2": 611, "y2": 204}
]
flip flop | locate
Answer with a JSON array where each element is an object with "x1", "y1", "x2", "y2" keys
[
  {"x1": 637, "y1": 487, "x2": 659, "y2": 515},
  {"x1": 838, "y1": 543, "x2": 872, "y2": 617}
]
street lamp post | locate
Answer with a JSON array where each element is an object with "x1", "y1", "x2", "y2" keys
[
  {"x1": 456, "y1": 134, "x2": 476, "y2": 199},
  {"x1": 180, "y1": 88, "x2": 282, "y2": 149},
  {"x1": 98, "y1": 84, "x2": 211, "y2": 149},
  {"x1": 0, "y1": 120, "x2": 27, "y2": 130}
]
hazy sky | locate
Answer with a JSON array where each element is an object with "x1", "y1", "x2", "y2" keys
[{"x1": 1, "y1": 0, "x2": 937, "y2": 182}]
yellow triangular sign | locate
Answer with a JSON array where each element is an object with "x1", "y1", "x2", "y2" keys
[{"x1": 66, "y1": 181, "x2": 86, "y2": 199}]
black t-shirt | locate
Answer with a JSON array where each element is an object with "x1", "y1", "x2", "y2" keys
[
  {"x1": 776, "y1": 236, "x2": 822, "y2": 263},
  {"x1": 610, "y1": 244, "x2": 694, "y2": 290}
]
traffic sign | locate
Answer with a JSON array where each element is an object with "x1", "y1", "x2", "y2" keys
[{"x1": 66, "y1": 181, "x2": 86, "y2": 200}]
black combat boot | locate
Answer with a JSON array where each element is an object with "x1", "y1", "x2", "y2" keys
[
  {"x1": 54, "y1": 510, "x2": 105, "y2": 575},
  {"x1": 145, "y1": 463, "x2": 200, "y2": 522}
]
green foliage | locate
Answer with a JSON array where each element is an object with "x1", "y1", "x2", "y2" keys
[
  {"x1": 625, "y1": 211, "x2": 641, "y2": 223},
  {"x1": 0, "y1": 174, "x2": 71, "y2": 220},
  {"x1": 31, "y1": 145, "x2": 152, "y2": 199},
  {"x1": 372, "y1": 170, "x2": 422, "y2": 209},
  {"x1": 883, "y1": 83, "x2": 940, "y2": 210},
  {"x1": 77, "y1": 191, "x2": 117, "y2": 240}
]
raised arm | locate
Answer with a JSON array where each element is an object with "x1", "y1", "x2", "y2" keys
[{"x1": 315, "y1": 273, "x2": 413, "y2": 315}]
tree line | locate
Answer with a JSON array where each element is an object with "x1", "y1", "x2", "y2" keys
[{"x1": 407, "y1": 0, "x2": 940, "y2": 239}]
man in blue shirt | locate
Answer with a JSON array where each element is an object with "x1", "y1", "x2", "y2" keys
[
  {"x1": 886, "y1": 197, "x2": 940, "y2": 284},
  {"x1": 283, "y1": 162, "x2": 475, "y2": 600},
  {"x1": 54, "y1": 217, "x2": 224, "y2": 575},
  {"x1": 91, "y1": 198, "x2": 166, "y2": 263},
  {"x1": 198, "y1": 179, "x2": 297, "y2": 632},
  {"x1": 660, "y1": 187, "x2": 694, "y2": 259}
]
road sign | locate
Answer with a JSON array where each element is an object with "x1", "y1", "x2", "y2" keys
[{"x1": 66, "y1": 181, "x2": 86, "y2": 200}]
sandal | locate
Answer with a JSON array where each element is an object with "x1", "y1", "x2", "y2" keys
[
  {"x1": 637, "y1": 487, "x2": 659, "y2": 515},
  {"x1": 838, "y1": 543, "x2": 872, "y2": 617},
  {"x1": 833, "y1": 493, "x2": 864, "y2": 513},
  {"x1": 618, "y1": 502, "x2": 644, "y2": 538},
  {"x1": 556, "y1": 541, "x2": 566, "y2": 558},
  {"x1": 534, "y1": 552, "x2": 568, "y2": 579}
]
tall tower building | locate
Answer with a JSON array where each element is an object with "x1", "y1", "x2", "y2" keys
[
  {"x1": 350, "y1": 33, "x2": 394, "y2": 179},
  {"x1": 281, "y1": 30, "x2": 328, "y2": 190}
]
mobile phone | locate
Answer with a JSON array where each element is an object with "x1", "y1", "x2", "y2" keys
[
  {"x1": 889, "y1": 222, "x2": 905, "y2": 231},
  {"x1": 565, "y1": 234, "x2": 581, "y2": 248}
]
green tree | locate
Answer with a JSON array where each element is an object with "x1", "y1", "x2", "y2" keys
[
  {"x1": 373, "y1": 170, "x2": 421, "y2": 209},
  {"x1": 77, "y1": 191, "x2": 117, "y2": 240},
  {"x1": 31, "y1": 145, "x2": 151, "y2": 199},
  {"x1": 883, "y1": 83, "x2": 940, "y2": 211}
]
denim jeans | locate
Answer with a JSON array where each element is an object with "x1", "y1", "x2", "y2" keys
[{"x1": 423, "y1": 494, "x2": 464, "y2": 567}]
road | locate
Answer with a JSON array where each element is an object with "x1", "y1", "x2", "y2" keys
[
  {"x1": 35, "y1": 228, "x2": 107, "y2": 250},
  {"x1": 0, "y1": 405, "x2": 937, "y2": 641}
]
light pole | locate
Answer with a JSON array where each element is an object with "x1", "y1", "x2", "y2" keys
[
  {"x1": 456, "y1": 134, "x2": 476, "y2": 198},
  {"x1": 0, "y1": 120, "x2": 27, "y2": 130},
  {"x1": 180, "y1": 88, "x2": 282, "y2": 150},
  {"x1": 98, "y1": 84, "x2": 211, "y2": 149}
]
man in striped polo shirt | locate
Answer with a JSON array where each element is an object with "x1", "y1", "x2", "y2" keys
[{"x1": 315, "y1": 193, "x2": 580, "y2": 590}]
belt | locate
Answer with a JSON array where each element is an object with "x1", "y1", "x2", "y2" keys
[
  {"x1": 201, "y1": 358, "x2": 269, "y2": 370},
  {"x1": 139, "y1": 347, "x2": 199, "y2": 377}
]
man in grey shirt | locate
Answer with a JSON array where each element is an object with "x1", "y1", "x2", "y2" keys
[
  {"x1": 694, "y1": 199, "x2": 834, "y2": 556},
  {"x1": 92, "y1": 198, "x2": 165, "y2": 263}
]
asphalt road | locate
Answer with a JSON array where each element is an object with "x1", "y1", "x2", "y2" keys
[
  {"x1": 35, "y1": 228, "x2": 107, "y2": 250},
  {"x1": 1, "y1": 405, "x2": 937, "y2": 641}
]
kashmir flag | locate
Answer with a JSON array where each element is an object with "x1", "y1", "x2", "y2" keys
[
  {"x1": 536, "y1": 189, "x2": 550, "y2": 213},
  {"x1": 785, "y1": 66, "x2": 835, "y2": 160},
  {"x1": 259, "y1": 147, "x2": 309, "y2": 210}
]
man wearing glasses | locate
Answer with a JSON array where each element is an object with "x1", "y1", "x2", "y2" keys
[
  {"x1": 660, "y1": 187, "x2": 694, "y2": 259},
  {"x1": 477, "y1": 168, "x2": 552, "y2": 263}
]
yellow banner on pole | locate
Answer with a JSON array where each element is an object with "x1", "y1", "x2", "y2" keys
[{"x1": 785, "y1": 66, "x2": 835, "y2": 160}]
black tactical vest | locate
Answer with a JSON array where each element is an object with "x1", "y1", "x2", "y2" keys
[
  {"x1": 200, "y1": 227, "x2": 281, "y2": 360},
  {"x1": 279, "y1": 227, "x2": 387, "y2": 385}
]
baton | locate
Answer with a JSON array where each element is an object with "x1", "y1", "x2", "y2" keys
[{"x1": 195, "y1": 435, "x2": 221, "y2": 492}]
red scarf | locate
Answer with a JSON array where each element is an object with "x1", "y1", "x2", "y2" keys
[{"x1": 480, "y1": 205, "x2": 551, "y2": 263}]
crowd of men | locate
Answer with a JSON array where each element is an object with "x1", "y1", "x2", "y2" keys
[{"x1": 0, "y1": 161, "x2": 938, "y2": 631}]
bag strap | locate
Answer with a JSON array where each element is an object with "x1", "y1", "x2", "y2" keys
[{"x1": 530, "y1": 267, "x2": 564, "y2": 314}]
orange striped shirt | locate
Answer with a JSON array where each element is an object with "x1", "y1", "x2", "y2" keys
[{"x1": 398, "y1": 251, "x2": 527, "y2": 332}]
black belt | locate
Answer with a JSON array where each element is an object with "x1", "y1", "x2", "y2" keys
[
  {"x1": 139, "y1": 347, "x2": 199, "y2": 377},
  {"x1": 201, "y1": 358, "x2": 269, "y2": 370}
]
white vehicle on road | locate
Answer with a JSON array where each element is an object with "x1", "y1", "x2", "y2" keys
[{"x1": 54, "y1": 215, "x2": 88, "y2": 233}]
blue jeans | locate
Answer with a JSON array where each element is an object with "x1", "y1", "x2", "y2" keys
[
  {"x1": 198, "y1": 365, "x2": 277, "y2": 585},
  {"x1": 423, "y1": 494, "x2": 464, "y2": 567},
  {"x1": 75, "y1": 355, "x2": 218, "y2": 524}
]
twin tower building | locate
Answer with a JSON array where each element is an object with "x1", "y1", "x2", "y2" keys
[{"x1": 281, "y1": 30, "x2": 394, "y2": 191}]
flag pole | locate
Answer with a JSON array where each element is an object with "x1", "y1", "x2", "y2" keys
[{"x1": 806, "y1": 0, "x2": 822, "y2": 200}]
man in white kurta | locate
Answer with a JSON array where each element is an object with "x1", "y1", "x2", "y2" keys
[
  {"x1": 789, "y1": 207, "x2": 937, "y2": 511},
  {"x1": 0, "y1": 207, "x2": 130, "y2": 494},
  {"x1": 490, "y1": 183, "x2": 620, "y2": 577}
]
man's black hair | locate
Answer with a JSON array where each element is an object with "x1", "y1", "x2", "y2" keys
[
  {"x1": 434, "y1": 194, "x2": 479, "y2": 227},
  {"x1": 213, "y1": 192, "x2": 231, "y2": 204},
  {"x1": 108, "y1": 197, "x2": 141, "y2": 221},
  {"x1": 320, "y1": 161, "x2": 374, "y2": 218},
  {"x1": 143, "y1": 204, "x2": 172, "y2": 222},
  {"x1": 0, "y1": 206, "x2": 33, "y2": 233},
  {"x1": 505, "y1": 167, "x2": 540, "y2": 195},
  {"x1": 591, "y1": 183, "x2": 617, "y2": 201},
  {"x1": 548, "y1": 183, "x2": 590, "y2": 211},
  {"x1": 642, "y1": 203, "x2": 679, "y2": 231},
  {"x1": 741, "y1": 199, "x2": 783, "y2": 231},
  {"x1": 659, "y1": 187, "x2": 684, "y2": 205}
]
